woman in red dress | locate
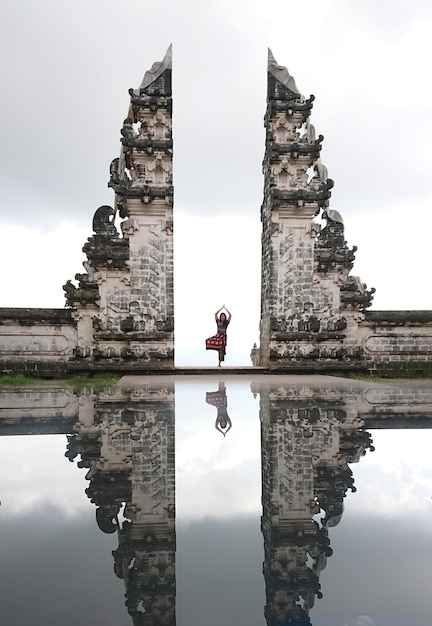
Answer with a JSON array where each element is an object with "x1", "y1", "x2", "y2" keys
[{"x1": 205, "y1": 305, "x2": 232, "y2": 366}]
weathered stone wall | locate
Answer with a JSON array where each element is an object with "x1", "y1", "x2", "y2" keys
[
  {"x1": 359, "y1": 311, "x2": 432, "y2": 375},
  {"x1": 0, "y1": 308, "x2": 77, "y2": 375}
]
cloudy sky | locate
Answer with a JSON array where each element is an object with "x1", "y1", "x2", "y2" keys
[{"x1": 1, "y1": 0, "x2": 432, "y2": 365}]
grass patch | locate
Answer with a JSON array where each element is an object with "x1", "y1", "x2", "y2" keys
[
  {"x1": 0, "y1": 372, "x2": 120, "y2": 389},
  {"x1": 344, "y1": 371, "x2": 432, "y2": 381},
  {"x1": 67, "y1": 374, "x2": 120, "y2": 389},
  {"x1": 0, "y1": 373, "x2": 35, "y2": 386},
  {"x1": 412, "y1": 370, "x2": 432, "y2": 379},
  {"x1": 345, "y1": 373, "x2": 386, "y2": 382}
]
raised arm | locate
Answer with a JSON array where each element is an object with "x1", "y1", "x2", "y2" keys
[
  {"x1": 224, "y1": 306, "x2": 232, "y2": 322},
  {"x1": 215, "y1": 306, "x2": 224, "y2": 320},
  {"x1": 215, "y1": 416, "x2": 232, "y2": 436}
]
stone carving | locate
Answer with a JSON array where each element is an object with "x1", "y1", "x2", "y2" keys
[
  {"x1": 120, "y1": 117, "x2": 134, "y2": 140},
  {"x1": 81, "y1": 206, "x2": 129, "y2": 270},
  {"x1": 268, "y1": 48, "x2": 304, "y2": 99},
  {"x1": 133, "y1": 44, "x2": 172, "y2": 93},
  {"x1": 148, "y1": 112, "x2": 171, "y2": 139},
  {"x1": 303, "y1": 119, "x2": 316, "y2": 143},
  {"x1": 62, "y1": 280, "x2": 77, "y2": 307},
  {"x1": 314, "y1": 158, "x2": 328, "y2": 183},
  {"x1": 92, "y1": 205, "x2": 118, "y2": 238},
  {"x1": 119, "y1": 118, "x2": 173, "y2": 153},
  {"x1": 341, "y1": 276, "x2": 375, "y2": 308},
  {"x1": 315, "y1": 208, "x2": 357, "y2": 273},
  {"x1": 109, "y1": 157, "x2": 120, "y2": 184},
  {"x1": 106, "y1": 287, "x2": 130, "y2": 312},
  {"x1": 63, "y1": 271, "x2": 101, "y2": 308},
  {"x1": 272, "y1": 157, "x2": 306, "y2": 188},
  {"x1": 146, "y1": 155, "x2": 172, "y2": 185},
  {"x1": 120, "y1": 217, "x2": 138, "y2": 237}
]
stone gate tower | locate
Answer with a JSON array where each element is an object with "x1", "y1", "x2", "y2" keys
[
  {"x1": 64, "y1": 46, "x2": 174, "y2": 369},
  {"x1": 256, "y1": 50, "x2": 374, "y2": 371}
]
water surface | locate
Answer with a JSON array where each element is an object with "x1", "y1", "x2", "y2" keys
[{"x1": 0, "y1": 375, "x2": 431, "y2": 626}]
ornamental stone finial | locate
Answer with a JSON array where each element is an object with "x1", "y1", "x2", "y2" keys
[
  {"x1": 137, "y1": 44, "x2": 172, "y2": 92},
  {"x1": 267, "y1": 47, "x2": 303, "y2": 97},
  {"x1": 323, "y1": 209, "x2": 344, "y2": 225}
]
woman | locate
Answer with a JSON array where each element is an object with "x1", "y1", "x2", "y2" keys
[{"x1": 205, "y1": 305, "x2": 232, "y2": 366}]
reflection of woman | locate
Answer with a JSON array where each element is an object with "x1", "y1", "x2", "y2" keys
[
  {"x1": 205, "y1": 305, "x2": 232, "y2": 367},
  {"x1": 206, "y1": 381, "x2": 232, "y2": 437}
]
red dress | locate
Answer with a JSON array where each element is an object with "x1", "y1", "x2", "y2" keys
[{"x1": 206, "y1": 319, "x2": 230, "y2": 361}]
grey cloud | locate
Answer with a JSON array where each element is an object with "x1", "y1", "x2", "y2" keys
[
  {"x1": 1, "y1": 482, "x2": 431, "y2": 625},
  {"x1": 0, "y1": 0, "x2": 431, "y2": 239},
  {"x1": 177, "y1": 516, "x2": 265, "y2": 626},
  {"x1": 0, "y1": 503, "x2": 129, "y2": 626},
  {"x1": 319, "y1": 103, "x2": 432, "y2": 218},
  {"x1": 333, "y1": 0, "x2": 432, "y2": 41},
  {"x1": 312, "y1": 513, "x2": 432, "y2": 626}
]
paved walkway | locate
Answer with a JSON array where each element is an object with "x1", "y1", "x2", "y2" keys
[{"x1": 118, "y1": 371, "x2": 399, "y2": 388}]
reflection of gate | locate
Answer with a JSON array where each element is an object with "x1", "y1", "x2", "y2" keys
[
  {"x1": 252, "y1": 377, "x2": 432, "y2": 623},
  {"x1": 65, "y1": 382, "x2": 176, "y2": 624}
]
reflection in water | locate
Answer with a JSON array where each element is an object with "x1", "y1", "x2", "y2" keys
[
  {"x1": 206, "y1": 381, "x2": 233, "y2": 436},
  {"x1": 254, "y1": 382, "x2": 374, "y2": 625},
  {"x1": 65, "y1": 384, "x2": 176, "y2": 625},
  {"x1": 343, "y1": 618, "x2": 376, "y2": 626},
  {"x1": 1, "y1": 378, "x2": 432, "y2": 625}
]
